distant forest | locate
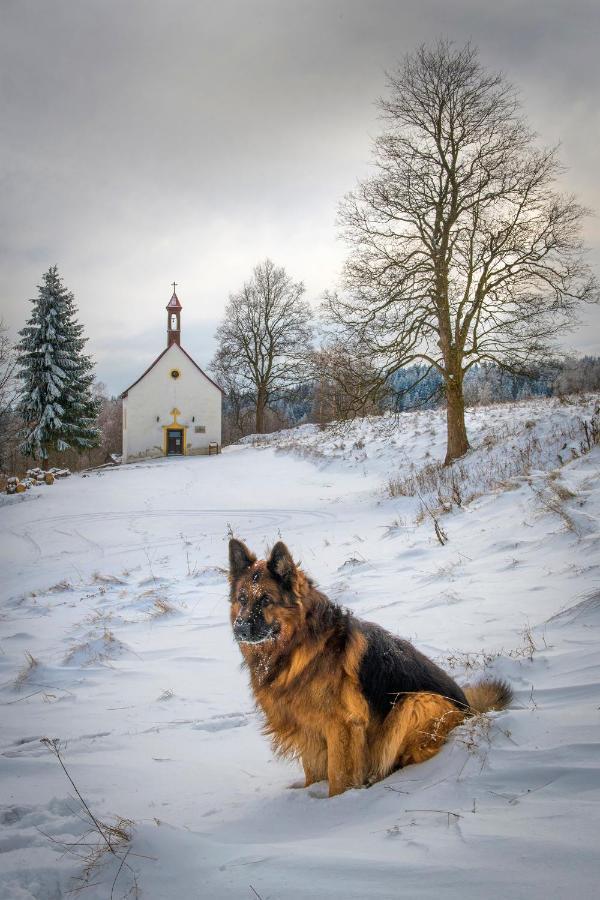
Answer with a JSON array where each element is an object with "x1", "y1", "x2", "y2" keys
[{"x1": 228, "y1": 356, "x2": 600, "y2": 442}]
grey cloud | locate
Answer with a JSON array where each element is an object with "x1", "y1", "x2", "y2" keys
[{"x1": 1, "y1": 0, "x2": 599, "y2": 392}]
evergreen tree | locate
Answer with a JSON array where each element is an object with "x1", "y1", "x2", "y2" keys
[{"x1": 16, "y1": 266, "x2": 100, "y2": 466}]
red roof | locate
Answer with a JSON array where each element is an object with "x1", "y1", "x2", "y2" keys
[
  {"x1": 120, "y1": 344, "x2": 223, "y2": 398},
  {"x1": 166, "y1": 291, "x2": 182, "y2": 310}
]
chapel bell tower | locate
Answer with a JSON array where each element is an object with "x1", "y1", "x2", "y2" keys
[{"x1": 166, "y1": 282, "x2": 182, "y2": 347}]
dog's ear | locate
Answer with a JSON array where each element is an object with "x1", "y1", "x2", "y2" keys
[
  {"x1": 267, "y1": 541, "x2": 296, "y2": 586},
  {"x1": 229, "y1": 539, "x2": 256, "y2": 579}
]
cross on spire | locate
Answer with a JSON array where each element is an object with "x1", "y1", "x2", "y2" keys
[{"x1": 172, "y1": 281, "x2": 177, "y2": 293}]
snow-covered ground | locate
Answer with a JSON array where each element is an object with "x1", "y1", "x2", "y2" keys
[{"x1": 1, "y1": 395, "x2": 599, "y2": 900}]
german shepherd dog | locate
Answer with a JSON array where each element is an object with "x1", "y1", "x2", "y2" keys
[{"x1": 228, "y1": 538, "x2": 511, "y2": 797}]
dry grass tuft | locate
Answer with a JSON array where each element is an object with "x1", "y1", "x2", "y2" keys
[
  {"x1": 445, "y1": 648, "x2": 498, "y2": 673},
  {"x1": 47, "y1": 579, "x2": 73, "y2": 593},
  {"x1": 14, "y1": 651, "x2": 38, "y2": 689},
  {"x1": 381, "y1": 517, "x2": 407, "y2": 537},
  {"x1": 454, "y1": 710, "x2": 514, "y2": 776},
  {"x1": 548, "y1": 480, "x2": 577, "y2": 502},
  {"x1": 533, "y1": 481, "x2": 579, "y2": 535},
  {"x1": 93, "y1": 572, "x2": 128, "y2": 586},
  {"x1": 149, "y1": 597, "x2": 176, "y2": 618},
  {"x1": 455, "y1": 711, "x2": 494, "y2": 757},
  {"x1": 84, "y1": 609, "x2": 113, "y2": 627},
  {"x1": 64, "y1": 628, "x2": 121, "y2": 666},
  {"x1": 445, "y1": 624, "x2": 545, "y2": 674}
]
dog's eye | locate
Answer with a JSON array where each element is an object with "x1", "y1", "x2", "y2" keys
[
  {"x1": 238, "y1": 593, "x2": 248, "y2": 607},
  {"x1": 260, "y1": 594, "x2": 272, "y2": 606}
]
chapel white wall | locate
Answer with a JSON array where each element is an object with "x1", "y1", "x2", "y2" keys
[{"x1": 122, "y1": 344, "x2": 221, "y2": 462}]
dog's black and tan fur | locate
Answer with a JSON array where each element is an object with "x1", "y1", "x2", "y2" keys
[{"x1": 228, "y1": 538, "x2": 512, "y2": 797}]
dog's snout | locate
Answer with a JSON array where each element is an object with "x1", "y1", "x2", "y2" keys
[
  {"x1": 233, "y1": 616, "x2": 251, "y2": 639},
  {"x1": 233, "y1": 605, "x2": 276, "y2": 644}
]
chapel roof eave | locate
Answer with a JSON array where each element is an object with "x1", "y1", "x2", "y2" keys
[{"x1": 119, "y1": 343, "x2": 224, "y2": 398}]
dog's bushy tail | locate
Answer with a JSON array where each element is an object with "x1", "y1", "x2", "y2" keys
[{"x1": 463, "y1": 679, "x2": 513, "y2": 714}]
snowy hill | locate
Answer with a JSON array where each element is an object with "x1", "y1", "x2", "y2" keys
[{"x1": 1, "y1": 395, "x2": 599, "y2": 900}]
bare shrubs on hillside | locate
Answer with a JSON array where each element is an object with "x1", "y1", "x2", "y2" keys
[
  {"x1": 387, "y1": 413, "x2": 598, "y2": 511},
  {"x1": 389, "y1": 460, "x2": 469, "y2": 504},
  {"x1": 580, "y1": 414, "x2": 600, "y2": 452}
]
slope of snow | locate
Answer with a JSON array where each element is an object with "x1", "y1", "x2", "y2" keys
[{"x1": 1, "y1": 395, "x2": 599, "y2": 899}]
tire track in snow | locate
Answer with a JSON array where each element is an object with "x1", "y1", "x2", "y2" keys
[
  {"x1": 13, "y1": 508, "x2": 335, "y2": 526},
  {"x1": 9, "y1": 508, "x2": 335, "y2": 560}
]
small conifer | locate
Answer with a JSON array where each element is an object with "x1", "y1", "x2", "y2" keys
[{"x1": 16, "y1": 266, "x2": 100, "y2": 465}]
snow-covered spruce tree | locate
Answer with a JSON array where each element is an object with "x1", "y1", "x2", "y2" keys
[{"x1": 16, "y1": 266, "x2": 101, "y2": 468}]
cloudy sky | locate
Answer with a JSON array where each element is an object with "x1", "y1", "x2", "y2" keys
[{"x1": 1, "y1": 0, "x2": 599, "y2": 395}]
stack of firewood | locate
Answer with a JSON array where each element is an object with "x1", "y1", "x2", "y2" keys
[
  {"x1": 5, "y1": 476, "x2": 28, "y2": 494},
  {"x1": 2, "y1": 467, "x2": 71, "y2": 493}
]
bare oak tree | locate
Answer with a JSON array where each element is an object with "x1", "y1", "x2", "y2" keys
[
  {"x1": 327, "y1": 41, "x2": 598, "y2": 463},
  {"x1": 211, "y1": 259, "x2": 313, "y2": 434}
]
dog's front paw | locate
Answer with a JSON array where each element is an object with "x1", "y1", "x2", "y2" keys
[{"x1": 307, "y1": 783, "x2": 329, "y2": 799}]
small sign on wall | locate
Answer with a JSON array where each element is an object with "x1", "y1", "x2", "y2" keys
[{"x1": 194, "y1": 425, "x2": 206, "y2": 433}]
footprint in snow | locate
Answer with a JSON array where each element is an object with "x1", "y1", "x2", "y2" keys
[
  {"x1": 193, "y1": 566, "x2": 228, "y2": 584},
  {"x1": 192, "y1": 713, "x2": 248, "y2": 732},
  {"x1": 138, "y1": 575, "x2": 172, "y2": 587},
  {"x1": 142, "y1": 713, "x2": 250, "y2": 734},
  {"x1": 0, "y1": 797, "x2": 95, "y2": 899},
  {"x1": 1, "y1": 736, "x2": 46, "y2": 759}
]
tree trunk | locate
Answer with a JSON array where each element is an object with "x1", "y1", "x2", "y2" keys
[
  {"x1": 255, "y1": 390, "x2": 267, "y2": 434},
  {"x1": 444, "y1": 376, "x2": 469, "y2": 465}
]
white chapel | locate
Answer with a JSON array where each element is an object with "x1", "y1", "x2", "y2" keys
[{"x1": 120, "y1": 286, "x2": 222, "y2": 463}]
